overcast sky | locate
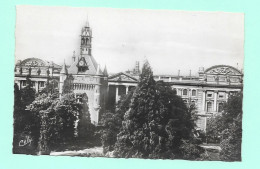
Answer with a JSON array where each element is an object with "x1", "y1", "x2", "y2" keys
[{"x1": 16, "y1": 5, "x2": 244, "y2": 75}]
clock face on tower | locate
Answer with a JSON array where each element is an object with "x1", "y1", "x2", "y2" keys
[{"x1": 79, "y1": 60, "x2": 84, "y2": 66}]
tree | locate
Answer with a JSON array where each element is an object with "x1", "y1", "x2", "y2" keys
[
  {"x1": 20, "y1": 75, "x2": 36, "y2": 106},
  {"x1": 40, "y1": 79, "x2": 59, "y2": 97},
  {"x1": 25, "y1": 93, "x2": 78, "y2": 153},
  {"x1": 100, "y1": 89, "x2": 134, "y2": 154},
  {"x1": 206, "y1": 114, "x2": 224, "y2": 143},
  {"x1": 13, "y1": 76, "x2": 37, "y2": 154},
  {"x1": 76, "y1": 93, "x2": 95, "y2": 145},
  {"x1": 204, "y1": 92, "x2": 242, "y2": 161},
  {"x1": 13, "y1": 83, "x2": 23, "y2": 153},
  {"x1": 219, "y1": 92, "x2": 242, "y2": 161},
  {"x1": 62, "y1": 74, "x2": 74, "y2": 94},
  {"x1": 113, "y1": 61, "x2": 203, "y2": 159}
]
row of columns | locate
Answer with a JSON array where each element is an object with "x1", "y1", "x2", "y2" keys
[
  {"x1": 16, "y1": 80, "x2": 46, "y2": 93},
  {"x1": 201, "y1": 90, "x2": 231, "y2": 113},
  {"x1": 115, "y1": 85, "x2": 131, "y2": 103}
]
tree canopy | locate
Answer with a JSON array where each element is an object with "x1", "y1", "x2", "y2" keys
[{"x1": 113, "y1": 61, "x2": 203, "y2": 159}]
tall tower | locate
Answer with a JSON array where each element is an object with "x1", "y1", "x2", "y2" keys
[
  {"x1": 80, "y1": 21, "x2": 92, "y2": 56},
  {"x1": 59, "y1": 60, "x2": 68, "y2": 99}
]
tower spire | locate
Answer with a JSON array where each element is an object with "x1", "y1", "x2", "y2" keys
[
  {"x1": 60, "y1": 59, "x2": 68, "y2": 74},
  {"x1": 80, "y1": 17, "x2": 92, "y2": 55},
  {"x1": 86, "y1": 15, "x2": 90, "y2": 28},
  {"x1": 103, "y1": 65, "x2": 108, "y2": 76}
]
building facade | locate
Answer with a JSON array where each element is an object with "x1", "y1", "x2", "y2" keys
[
  {"x1": 14, "y1": 58, "x2": 61, "y2": 92},
  {"x1": 15, "y1": 21, "x2": 243, "y2": 130},
  {"x1": 59, "y1": 22, "x2": 108, "y2": 124},
  {"x1": 108, "y1": 64, "x2": 243, "y2": 131}
]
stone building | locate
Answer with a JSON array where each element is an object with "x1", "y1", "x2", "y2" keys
[
  {"x1": 109, "y1": 64, "x2": 243, "y2": 131},
  {"x1": 14, "y1": 58, "x2": 61, "y2": 92},
  {"x1": 59, "y1": 21, "x2": 108, "y2": 125},
  {"x1": 14, "y1": 20, "x2": 243, "y2": 130}
]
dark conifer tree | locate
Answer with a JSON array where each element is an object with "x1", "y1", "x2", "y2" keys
[{"x1": 114, "y1": 61, "x2": 203, "y2": 159}]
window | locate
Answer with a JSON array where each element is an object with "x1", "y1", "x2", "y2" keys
[
  {"x1": 21, "y1": 80, "x2": 26, "y2": 87},
  {"x1": 183, "y1": 89, "x2": 188, "y2": 96},
  {"x1": 207, "y1": 93, "x2": 213, "y2": 98},
  {"x1": 192, "y1": 89, "x2": 196, "y2": 96},
  {"x1": 32, "y1": 81, "x2": 35, "y2": 87},
  {"x1": 218, "y1": 93, "x2": 224, "y2": 99},
  {"x1": 218, "y1": 103, "x2": 224, "y2": 112},
  {"x1": 207, "y1": 102, "x2": 212, "y2": 112},
  {"x1": 39, "y1": 81, "x2": 45, "y2": 88}
]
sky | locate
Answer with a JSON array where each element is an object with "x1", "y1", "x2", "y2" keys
[{"x1": 15, "y1": 5, "x2": 244, "y2": 76}]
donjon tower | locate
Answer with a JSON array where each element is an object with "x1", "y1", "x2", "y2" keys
[{"x1": 59, "y1": 21, "x2": 108, "y2": 125}]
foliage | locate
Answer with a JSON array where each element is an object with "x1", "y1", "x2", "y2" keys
[
  {"x1": 25, "y1": 92, "x2": 95, "y2": 153},
  {"x1": 62, "y1": 74, "x2": 74, "y2": 94},
  {"x1": 113, "y1": 61, "x2": 203, "y2": 159},
  {"x1": 100, "y1": 89, "x2": 134, "y2": 154},
  {"x1": 204, "y1": 92, "x2": 242, "y2": 161},
  {"x1": 179, "y1": 139, "x2": 204, "y2": 160},
  {"x1": 219, "y1": 92, "x2": 242, "y2": 161},
  {"x1": 13, "y1": 76, "x2": 37, "y2": 154},
  {"x1": 40, "y1": 78, "x2": 59, "y2": 96},
  {"x1": 206, "y1": 114, "x2": 224, "y2": 143},
  {"x1": 76, "y1": 93, "x2": 95, "y2": 142},
  {"x1": 20, "y1": 75, "x2": 36, "y2": 106}
]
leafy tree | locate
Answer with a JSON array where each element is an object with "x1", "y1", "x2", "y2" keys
[
  {"x1": 203, "y1": 92, "x2": 242, "y2": 161},
  {"x1": 206, "y1": 114, "x2": 224, "y2": 143},
  {"x1": 40, "y1": 78, "x2": 59, "y2": 96},
  {"x1": 76, "y1": 93, "x2": 95, "y2": 144},
  {"x1": 13, "y1": 76, "x2": 36, "y2": 154},
  {"x1": 20, "y1": 75, "x2": 36, "y2": 106},
  {"x1": 62, "y1": 74, "x2": 74, "y2": 94},
  {"x1": 26, "y1": 92, "x2": 94, "y2": 153},
  {"x1": 100, "y1": 89, "x2": 134, "y2": 154},
  {"x1": 113, "y1": 61, "x2": 203, "y2": 159},
  {"x1": 219, "y1": 92, "x2": 242, "y2": 161},
  {"x1": 13, "y1": 83, "x2": 23, "y2": 153},
  {"x1": 26, "y1": 93, "x2": 55, "y2": 153}
]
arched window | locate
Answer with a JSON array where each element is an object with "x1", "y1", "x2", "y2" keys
[
  {"x1": 207, "y1": 102, "x2": 212, "y2": 112},
  {"x1": 183, "y1": 89, "x2": 188, "y2": 95},
  {"x1": 81, "y1": 38, "x2": 84, "y2": 45},
  {"x1": 192, "y1": 89, "x2": 196, "y2": 96}
]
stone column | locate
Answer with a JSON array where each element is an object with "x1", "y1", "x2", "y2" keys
[
  {"x1": 35, "y1": 81, "x2": 39, "y2": 93},
  {"x1": 226, "y1": 91, "x2": 229, "y2": 100},
  {"x1": 18, "y1": 80, "x2": 21, "y2": 90},
  {"x1": 202, "y1": 90, "x2": 206, "y2": 112},
  {"x1": 115, "y1": 85, "x2": 119, "y2": 103},
  {"x1": 213, "y1": 91, "x2": 218, "y2": 112},
  {"x1": 126, "y1": 85, "x2": 130, "y2": 94}
]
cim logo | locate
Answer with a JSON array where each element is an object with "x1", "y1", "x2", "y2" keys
[{"x1": 18, "y1": 134, "x2": 33, "y2": 147}]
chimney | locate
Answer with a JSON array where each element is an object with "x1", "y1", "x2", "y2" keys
[
  {"x1": 199, "y1": 67, "x2": 204, "y2": 73},
  {"x1": 135, "y1": 61, "x2": 140, "y2": 73}
]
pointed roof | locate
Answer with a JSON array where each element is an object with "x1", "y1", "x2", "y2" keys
[
  {"x1": 85, "y1": 18, "x2": 90, "y2": 28},
  {"x1": 60, "y1": 60, "x2": 68, "y2": 74},
  {"x1": 103, "y1": 65, "x2": 108, "y2": 76},
  {"x1": 68, "y1": 54, "x2": 99, "y2": 75},
  {"x1": 96, "y1": 64, "x2": 103, "y2": 75},
  {"x1": 108, "y1": 72, "x2": 138, "y2": 82}
]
